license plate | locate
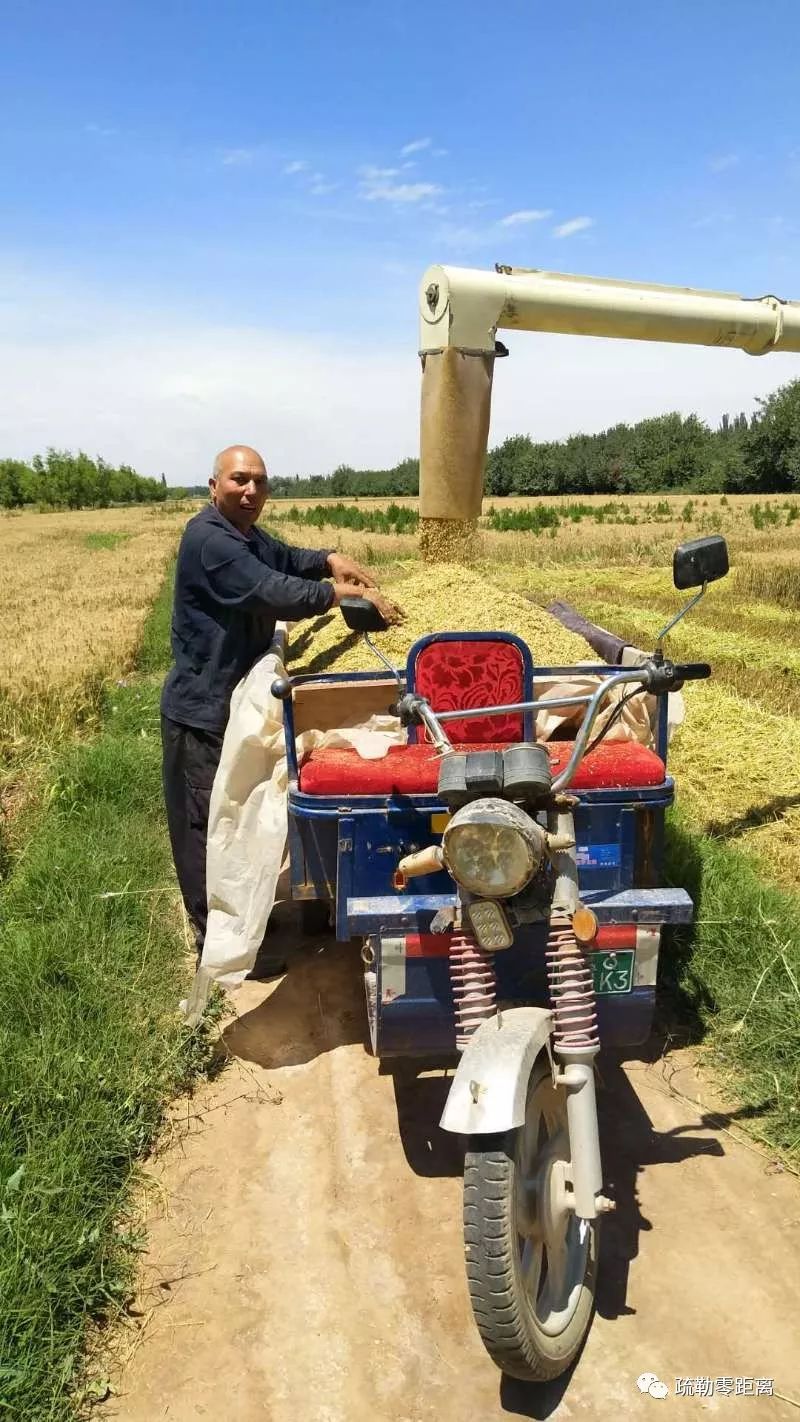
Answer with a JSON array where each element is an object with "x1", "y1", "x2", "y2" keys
[{"x1": 591, "y1": 949, "x2": 635, "y2": 996}]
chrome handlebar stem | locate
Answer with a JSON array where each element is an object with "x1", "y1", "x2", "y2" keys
[
  {"x1": 409, "y1": 668, "x2": 653, "y2": 785},
  {"x1": 550, "y1": 669, "x2": 652, "y2": 790}
]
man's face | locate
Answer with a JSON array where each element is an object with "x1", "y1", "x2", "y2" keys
[{"x1": 210, "y1": 450, "x2": 269, "y2": 532}]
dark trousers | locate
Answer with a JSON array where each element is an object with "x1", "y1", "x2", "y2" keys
[{"x1": 161, "y1": 715, "x2": 225, "y2": 952}]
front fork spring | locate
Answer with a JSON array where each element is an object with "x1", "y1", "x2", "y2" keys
[
  {"x1": 449, "y1": 930, "x2": 497, "y2": 1052},
  {"x1": 544, "y1": 908, "x2": 599, "y2": 1053}
]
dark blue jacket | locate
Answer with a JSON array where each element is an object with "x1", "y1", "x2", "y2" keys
[{"x1": 161, "y1": 505, "x2": 333, "y2": 731}]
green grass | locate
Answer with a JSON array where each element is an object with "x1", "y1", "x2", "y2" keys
[
  {"x1": 0, "y1": 565, "x2": 217, "y2": 1420},
  {"x1": 487, "y1": 504, "x2": 563, "y2": 533},
  {"x1": 135, "y1": 563, "x2": 174, "y2": 675},
  {"x1": 267, "y1": 500, "x2": 418, "y2": 535},
  {"x1": 83, "y1": 531, "x2": 132, "y2": 551},
  {"x1": 663, "y1": 813, "x2": 800, "y2": 1157}
]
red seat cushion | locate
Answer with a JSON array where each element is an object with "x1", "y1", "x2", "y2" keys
[
  {"x1": 411, "y1": 639, "x2": 526, "y2": 743},
  {"x1": 298, "y1": 740, "x2": 666, "y2": 796}
]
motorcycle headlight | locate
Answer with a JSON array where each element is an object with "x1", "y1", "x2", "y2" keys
[{"x1": 441, "y1": 797, "x2": 545, "y2": 898}]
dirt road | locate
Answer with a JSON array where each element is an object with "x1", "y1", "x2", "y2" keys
[{"x1": 108, "y1": 908, "x2": 800, "y2": 1421}]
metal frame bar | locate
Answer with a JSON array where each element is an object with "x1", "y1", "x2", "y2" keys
[
  {"x1": 406, "y1": 667, "x2": 653, "y2": 787},
  {"x1": 437, "y1": 692, "x2": 593, "y2": 721},
  {"x1": 280, "y1": 655, "x2": 662, "y2": 791}
]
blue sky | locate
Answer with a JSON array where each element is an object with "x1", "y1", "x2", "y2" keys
[{"x1": 3, "y1": 0, "x2": 800, "y2": 482}]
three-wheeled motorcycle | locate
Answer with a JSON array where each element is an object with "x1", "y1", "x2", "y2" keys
[{"x1": 270, "y1": 534, "x2": 729, "y2": 1381}]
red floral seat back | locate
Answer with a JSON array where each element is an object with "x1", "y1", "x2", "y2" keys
[{"x1": 408, "y1": 635, "x2": 530, "y2": 744}]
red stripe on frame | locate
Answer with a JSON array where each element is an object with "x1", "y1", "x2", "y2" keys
[
  {"x1": 592, "y1": 924, "x2": 637, "y2": 950},
  {"x1": 405, "y1": 934, "x2": 452, "y2": 958},
  {"x1": 405, "y1": 925, "x2": 637, "y2": 956}
]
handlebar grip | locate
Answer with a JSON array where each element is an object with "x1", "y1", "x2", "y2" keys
[{"x1": 670, "y1": 663, "x2": 711, "y2": 681}]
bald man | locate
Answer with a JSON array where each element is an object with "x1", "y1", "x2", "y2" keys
[{"x1": 161, "y1": 445, "x2": 396, "y2": 963}]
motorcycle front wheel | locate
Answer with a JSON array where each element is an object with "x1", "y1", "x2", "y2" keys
[{"x1": 463, "y1": 1053, "x2": 598, "y2": 1381}]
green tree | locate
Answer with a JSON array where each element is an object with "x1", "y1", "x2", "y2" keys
[
  {"x1": 626, "y1": 413, "x2": 711, "y2": 492},
  {"x1": 330, "y1": 464, "x2": 356, "y2": 496},
  {"x1": 0, "y1": 459, "x2": 33, "y2": 509},
  {"x1": 487, "y1": 435, "x2": 533, "y2": 495},
  {"x1": 744, "y1": 379, "x2": 800, "y2": 492}
]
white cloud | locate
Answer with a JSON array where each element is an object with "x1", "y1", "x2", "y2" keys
[
  {"x1": 5, "y1": 264, "x2": 800, "y2": 484},
  {"x1": 500, "y1": 209, "x2": 553, "y2": 227},
  {"x1": 283, "y1": 164, "x2": 339, "y2": 196},
  {"x1": 359, "y1": 170, "x2": 442, "y2": 203},
  {"x1": 221, "y1": 148, "x2": 256, "y2": 167},
  {"x1": 432, "y1": 148, "x2": 448, "y2": 158},
  {"x1": 359, "y1": 165, "x2": 401, "y2": 181},
  {"x1": 553, "y1": 215, "x2": 594, "y2": 238},
  {"x1": 400, "y1": 137, "x2": 431, "y2": 156},
  {"x1": 0, "y1": 291, "x2": 417, "y2": 482},
  {"x1": 709, "y1": 152, "x2": 739, "y2": 173},
  {"x1": 85, "y1": 123, "x2": 117, "y2": 137},
  {"x1": 438, "y1": 206, "x2": 554, "y2": 249}
]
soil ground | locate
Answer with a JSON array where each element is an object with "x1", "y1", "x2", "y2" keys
[{"x1": 106, "y1": 906, "x2": 800, "y2": 1422}]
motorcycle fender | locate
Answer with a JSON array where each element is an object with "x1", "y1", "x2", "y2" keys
[{"x1": 439, "y1": 1007, "x2": 554, "y2": 1136}]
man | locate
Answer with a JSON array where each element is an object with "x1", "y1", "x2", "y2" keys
[{"x1": 161, "y1": 444, "x2": 398, "y2": 961}]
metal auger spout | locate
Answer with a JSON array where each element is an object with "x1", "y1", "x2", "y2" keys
[{"x1": 416, "y1": 262, "x2": 800, "y2": 551}]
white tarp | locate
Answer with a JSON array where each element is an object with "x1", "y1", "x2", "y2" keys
[
  {"x1": 181, "y1": 638, "x2": 682, "y2": 1025},
  {"x1": 181, "y1": 640, "x2": 403, "y2": 1024},
  {"x1": 534, "y1": 653, "x2": 685, "y2": 745}
]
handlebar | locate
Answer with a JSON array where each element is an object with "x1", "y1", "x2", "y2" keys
[
  {"x1": 396, "y1": 656, "x2": 710, "y2": 791},
  {"x1": 670, "y1": 663, "x2": 711, "y2": 681},
  {"x1": 274, "y1": 654, "x2": 710, "y2": 793}
]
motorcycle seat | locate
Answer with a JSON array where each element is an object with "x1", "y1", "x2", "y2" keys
[{"x1": 298, "y1": 739, "x2": 666, "y2": 796}]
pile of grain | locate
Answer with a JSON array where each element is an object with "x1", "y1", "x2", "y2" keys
[
  {"x1": 288, "y1": 563, "x2": 591, "y2": 676},
  {"x1": 419, "y1": 517, "x2": 482, "y2": 564}
]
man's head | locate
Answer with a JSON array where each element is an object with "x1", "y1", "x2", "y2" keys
[{"x1": 210, "y1": 446, "x2": 269, "y2": 532}]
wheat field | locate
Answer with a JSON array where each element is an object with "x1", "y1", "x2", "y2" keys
[
  {"x1": 0, "y1": 504, "x2": 192, "y2": 770},
  {"x1": 3, "y1": 493, "x2": 799, "y2": 891}
]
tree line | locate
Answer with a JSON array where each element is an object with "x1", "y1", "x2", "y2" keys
[
  {"x1": 269, "y1": 380, "x2": 800, "y2": 500},
  {"x1": 0, "y1": 450, "x2": 168, "y2": 510},
  {"x1": 3, "y1": 379, "x2": 800, "y2": 511}
]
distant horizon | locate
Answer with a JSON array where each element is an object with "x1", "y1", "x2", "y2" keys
[{"x1": 7, "y1": 382, "x2": 780, "y2": 489}]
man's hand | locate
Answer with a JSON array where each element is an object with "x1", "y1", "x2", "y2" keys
[
  {"x1": 361, "y1": 587, "x2": 406, "y2": 626},
  {"x1": 326, "y1": 552, "x2": 378, "y2": 589},
  {"x1": 330, "y1": 581, "x2": 367, "y2": 604},
  {"x1": 330, "y1": 583, "x2": 405, "y2": 626}
]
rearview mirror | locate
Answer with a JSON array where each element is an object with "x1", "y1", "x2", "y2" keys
[
  {"x1": 339, "y1": 596, "x2": 388, "y2": 634},
  {"x1": 673, "y1": 535, "x2": 729, "y2": 590}
]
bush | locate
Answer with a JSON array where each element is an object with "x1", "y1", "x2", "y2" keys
[{"x1": 267, "y1": 502, "x2": 419, "y2": 536}]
